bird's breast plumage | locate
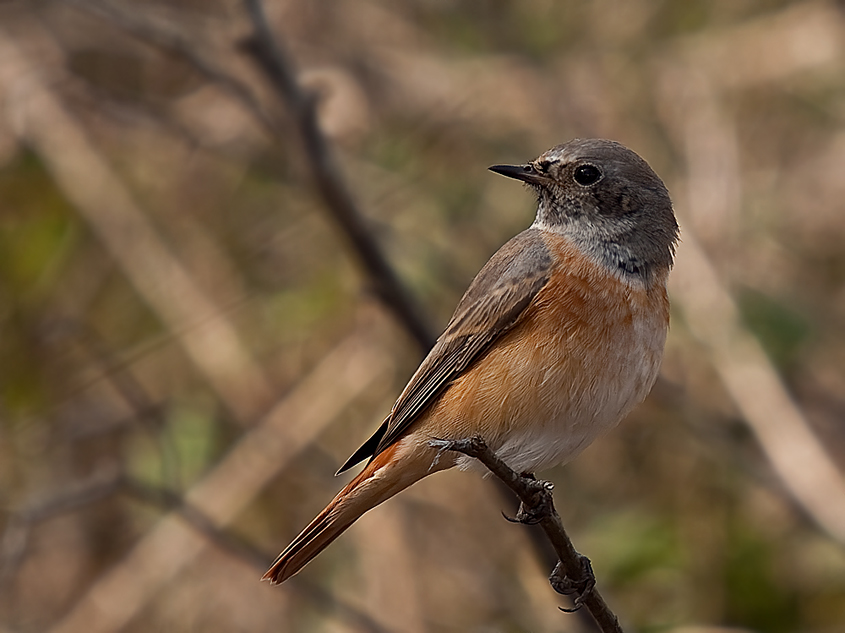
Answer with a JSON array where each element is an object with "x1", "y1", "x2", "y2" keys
[{"x1": 415, "y1": 232, "x2": 670, "y2": 473}]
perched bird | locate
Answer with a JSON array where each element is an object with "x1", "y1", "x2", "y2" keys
[{"x1": 264, "y1": 138, "x2": 679, "y2": 584}]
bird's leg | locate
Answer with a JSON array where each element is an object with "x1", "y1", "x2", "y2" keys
[{"x1": 549, "y1": 557, "x2": 596, "y2": 612}]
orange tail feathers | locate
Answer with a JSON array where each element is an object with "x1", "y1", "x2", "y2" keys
[{"x1": 263, "y1": 442, "x2": 449, "y2": 584}]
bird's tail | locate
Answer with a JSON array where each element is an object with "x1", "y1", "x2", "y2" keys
[{"x1": 263, "y1": 442, "x2": 446, "y2": 584}]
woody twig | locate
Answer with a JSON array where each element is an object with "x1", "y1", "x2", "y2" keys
[{"x1": 432, "y1": 436, "x2": 624, "y2": 633}]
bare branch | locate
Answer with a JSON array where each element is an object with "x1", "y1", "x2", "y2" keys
[
  {"x1": 69, "y1": 0, "x2": 436, "y2": 351},
  {"x1": 44, "y1": 333, "x2": 393, "y2": 633},
  {"x1": 432, "y1": 437, "x2": 624, "y2": 633},
  {"x1": 240, "y1": 0, "x2": 435, "y2": 351},
  {"x1": 65, "y1": 0, "x2": 278, "y2": 135},
  {"x1": 122, "y1": 479, "x2": 396, "y2": 633}
]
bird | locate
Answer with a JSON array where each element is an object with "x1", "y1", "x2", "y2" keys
[{"x1": 264, "y1": 138, "x2": 679, "y2": 584}]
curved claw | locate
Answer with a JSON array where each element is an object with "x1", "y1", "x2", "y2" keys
[
  {"x1": 501, "y1": 510, "x2": 520, "y2": 523},
  {"x1": 515, "y1": 509, "x2": 543, "y2": 525},
  {"x1": 558, "y1": 579, "x2": 594, "y2": 613},
  {"x1": 549, "y1": 557, "x2": 596, "y2": 612},
  {"x1": 500, "y1": 505, "x2": 544, "y2": 525}
]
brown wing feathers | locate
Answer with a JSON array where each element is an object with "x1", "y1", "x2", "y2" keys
[{"x1": 340, "y1": 229, "x2": 553, "y2": 470}]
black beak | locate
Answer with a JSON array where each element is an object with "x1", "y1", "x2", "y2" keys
[{"x1": 488, "y1": 163, "x2": 549, "y2": 185}]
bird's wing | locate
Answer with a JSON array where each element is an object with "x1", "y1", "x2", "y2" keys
[{"x1": 337, "y1": 228, "x2": 553, "y2": 474}]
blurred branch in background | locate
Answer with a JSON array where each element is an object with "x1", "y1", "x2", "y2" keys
[
  {"x1": 671, "y1": 230, "x2": 845, "y2": 541},
  {"x1": 4, "y1": 469, "x2": 393, "y2": 633},
  {"x1": 656, "y1": 5, "x2": 845, "y2": 544},
  {"x1": 0, "y1": 15, "x2": 274, "y2": 424},
  {"x1": 120, "y1": 477, "x2": 394, "y2": 633},
  {"x1": 67, "y1": 0, "x2": 436, "y2": 352},
  {"x1": 44, "y1": 332, "x2": 393, "y2": 633},
  {"x1": 0, "y1": 468, "x2": 122, "y2": 587},
  {"x1": 63, "y1": 0, "x2": 278, "y2": 135},
  {"x1": 241, "y1": 0, "x2": 435, "y2": 351}
]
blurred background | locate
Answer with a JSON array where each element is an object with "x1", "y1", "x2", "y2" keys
[{"x1": 2, "y1": 0, "x2": 845, "y2": 631}]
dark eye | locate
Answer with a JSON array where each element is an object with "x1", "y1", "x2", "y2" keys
[{"x1": 573, "y1": 164, "x2": 602, "y2": 186}]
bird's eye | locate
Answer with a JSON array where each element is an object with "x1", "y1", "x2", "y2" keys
[{"x1": 573, "y1": 164, "x2": 602, "y2": 186}]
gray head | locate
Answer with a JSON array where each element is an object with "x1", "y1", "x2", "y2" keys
[{"x1": 490, "y1": 139, "x2": 679, "y2": 283}]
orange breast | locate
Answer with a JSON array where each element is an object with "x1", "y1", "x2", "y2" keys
[{"x1": 415, "y1": 234, "x2": 670, "y2": 473}]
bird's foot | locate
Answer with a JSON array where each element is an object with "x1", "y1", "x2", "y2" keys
[
  {"x1": 502, "y1": 475, "x2": 554, "y2": 525},
  {"x1": 549, "y1": 558, "x2": 595, "y2": 612},
  {"x1": 502, "y1": 501, "x2": 544, "y2": 525}
]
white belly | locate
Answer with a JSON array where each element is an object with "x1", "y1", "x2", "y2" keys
[{"x1": 485, "y1": 316, "x2": 666, "y2": 473}]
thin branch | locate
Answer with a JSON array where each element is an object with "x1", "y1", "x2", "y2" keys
[
  {"x1": 74, "y1": 324, "x2": 181, "y2": 488},
  {"x1": 44, "y1": 332, "x2": 392, "y2": 633},
  {"x1": 64, "y1": 0, "x2": 278, "y2": 135},
  {"x1": 0, "y1": 333, "x2": 392, "y2": 633},
  {"x1": 431, "y1": 437, "x2": 624, "y2": 633},
  {"x1": 240, "y1": 0, "x2": 435, "y2": 351},
  {"x1": 122, "y1": 479, "x2": 395, "y2": 633},
  {"x1": 70, "y1": 0, "x2": 435, "y2": 351},
  {"x1": 1, "y1": 472, "x2": 394, "y2": 633},
  {"x1": 0, "y1": 468, "x2": 123, "y2": 585}
]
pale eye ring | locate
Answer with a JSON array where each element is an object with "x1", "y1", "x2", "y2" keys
[{"x1": 573, "y1": 164, "x2": 602, "y2": 186}]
